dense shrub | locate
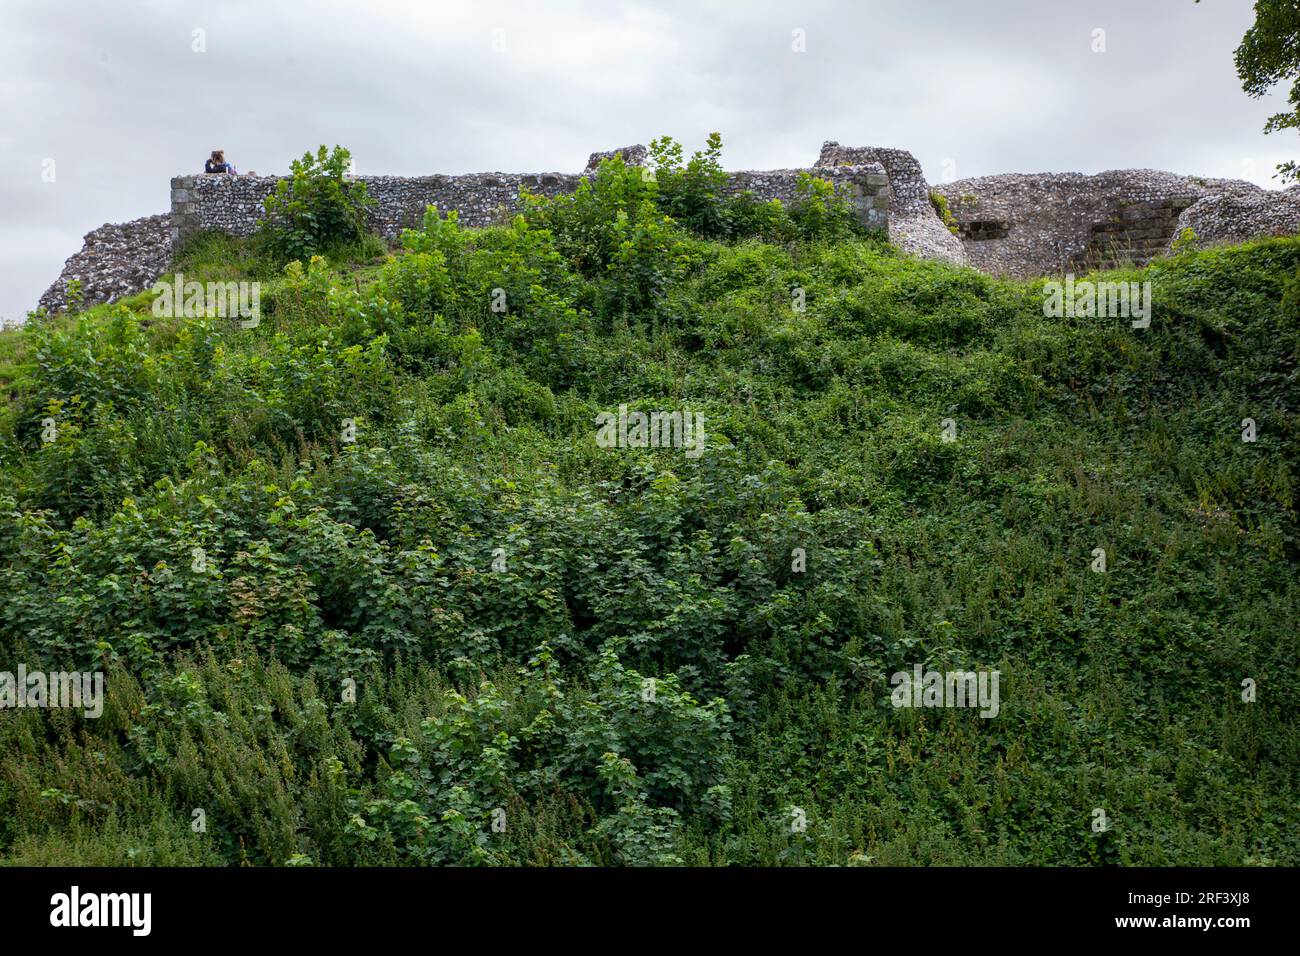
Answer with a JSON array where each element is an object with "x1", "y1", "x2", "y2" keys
[
  {"x1": 260, "y1": 145, "x2": 373, "y2": 262},
  {"x1": 648, "y1": 133, "x2": 863, "y2": 243},
  {"x1": 1, "y1": 136, "x2": 1298, "y2": 865}
]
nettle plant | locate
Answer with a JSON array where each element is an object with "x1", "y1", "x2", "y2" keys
[{"x1": 260, "y1": 145, "x2": 373, "y2": 262}]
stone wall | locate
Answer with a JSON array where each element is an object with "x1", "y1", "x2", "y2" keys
[
  {"x1": 1175, "y1": 183, "x2": 1300, "y2": 251},
  {"x1": 583, "y1": 145, "x2": 647, "y2": 175},
  {"x1": 816, "y1": 142, "x2": 967, "y2": 266},
  {"x1": 38, "y1": 214, "x2": 173, "y2": 315},
  {"x1": 169, "y1": 171, "x2": 581, "y2": 244},
  {"x1": 40, "y1": 148, "x2": 890, "y2": 315},
  {"x1": 169, "y1": 149, "x2": 890, "y2": 247},
  {"x1": 726, "y1": 165, "x2": 890, "y2": 233},
  {"x1": 934, "y1": 170, "x2": 1300, "y2": 277}
]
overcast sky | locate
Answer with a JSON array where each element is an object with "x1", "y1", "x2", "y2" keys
[{"x1": 1, "y1": 0, "x2": 1293, "y2": 323}]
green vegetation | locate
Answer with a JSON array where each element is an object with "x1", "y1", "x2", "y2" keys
[
  {"x1": 929, "y1": 189, "x2": 960, "y2": 235},
  {"x1": 1, "y1": 142, "x2": 1298, "y2": 866},
  {"x1": 1170, "y1": 226, "x2": 1199, "y2": 256},
  {"x1": 1224, "y1": 0, "x2": 1300, "y2": 183},
  {"x1": 645, "y1": 133, "x2": 865, "y2": 243},
  {"x1": 260, "y1": 145, "x2": 376, "y2": 262}
]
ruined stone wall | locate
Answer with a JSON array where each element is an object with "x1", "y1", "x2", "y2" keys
[
  {"x1": 40, "y1": 146, "x2": 892, "y2": 315},
  {"x1": 726, "y1": 165, "x2": 890, "y2": 232},
  {"x1": 37, "y1": 214, "x2": 173, "y2": 315},
  {"x1": 1175, "y1": 182, "x2": 1300, "y2": 251},
  {"x1": 169, "y1": 150, "x2": 890, "y2": 248},
  {"x1": 37, "y1": 140, "x2": 1300, "y2": 316},
  {"x1": 816, "y1": 141, "x2": 967, "y2": 266},
  {"x1": 169, "y1": 172, "x2": 582, "y2": 245},
  {"x1": 934, "y1": 170, "x2": 1300, "y2": 277}
]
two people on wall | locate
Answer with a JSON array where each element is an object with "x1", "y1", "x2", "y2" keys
[{"x1": 205, "y1": 150, "x2": 255, "y2": 176}]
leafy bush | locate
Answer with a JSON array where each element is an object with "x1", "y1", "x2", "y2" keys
[
  {"x1": 522, "y1": 159, "x2": 699, "y2": 322},
  {"x1": 648, "y1": 133, "x2": 732, "y2": 238},
  {"x1": 260, "y1": 145, "x2": 373, "y2": 262},
  {"x1": 648, "y1": 133, "x2": 861, "y2": 243}
]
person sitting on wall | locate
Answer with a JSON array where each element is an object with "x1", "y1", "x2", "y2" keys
[{"x1": 204, "y1": 150, "x2": 236, "y2": 175}]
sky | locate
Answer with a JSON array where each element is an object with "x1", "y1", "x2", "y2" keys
[{"x1": 1, "y1": 0, "x2": 1294, "y2": 323}]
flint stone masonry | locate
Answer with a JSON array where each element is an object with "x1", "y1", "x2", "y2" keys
[
  {"x1": 934, "y1": 170, "x2": 1300, "y2": 277},
  {"x1": 168, "y1": 155, "x2": 890, "y2": 247},
  {"x1": 1175, "y1": 185, "x2": 1300, "y2": 251},
  {"x1": 584, "y1": 145, "x2": 647, "y2": 174},
  {"x1": 38, "y1": 214, "x2": 173, "y2": 315},
  {"x1": 40, "y1": 148, "x2": 891, "y2": 315},
  {"x1": 726, "y1": 165, "x2": 890, "y2": 232},
  {"x1": 816, "y1": 141, "x2": 967, "y2": 266},
  {"x1": 37, "y1": 141, "x2": 1300, "y2": 315},
  {"x1": 169, "y1": 171, "x2": 582, "y2": 243}
]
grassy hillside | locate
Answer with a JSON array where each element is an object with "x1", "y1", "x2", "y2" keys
[{"x1": 1, "y1": 154, "x2": 1298, "y2": 866}]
